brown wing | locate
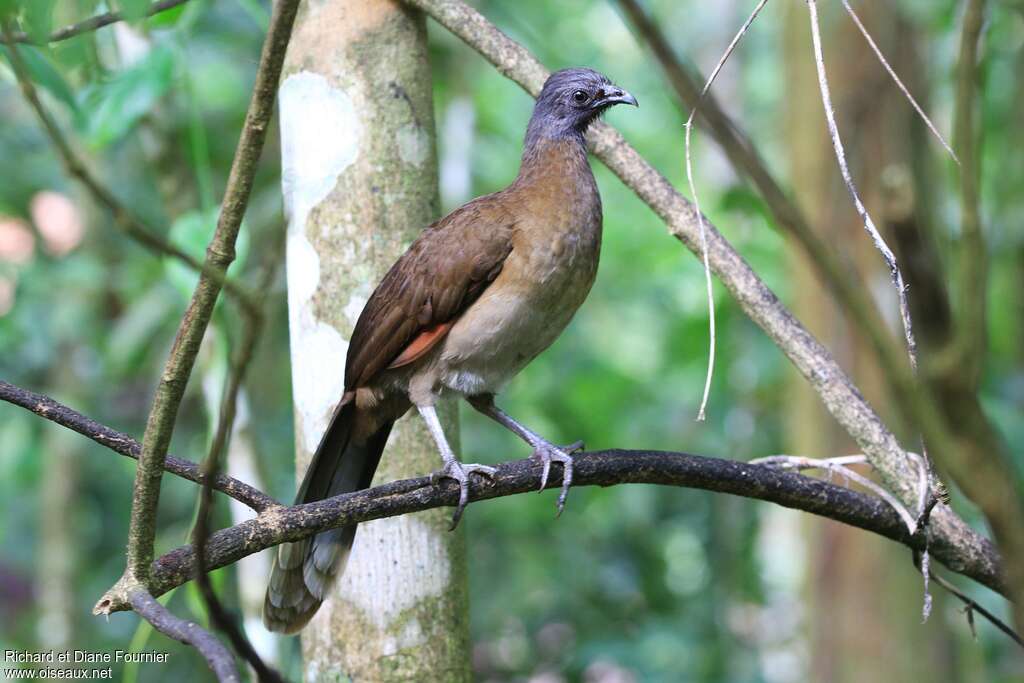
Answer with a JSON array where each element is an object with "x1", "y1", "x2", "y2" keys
[{"x1": 344, "y1": 194, "x2": 515, "y2": 389}]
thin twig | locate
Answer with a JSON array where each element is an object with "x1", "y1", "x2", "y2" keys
[
  {"x1": 751, "y1": 455, "x2": 919, "y2": 533},
  {"x1": 0, "y1": 379, "x2": 277, "y2": 512},
  {"x1": 2, "y1": 0, "x2": 192, "y2": 45},
  {"x1": 1, "y1": 22, "x2": 259, "y2": 319},
  {"x1": 684, "y1": 0, "x2": 771, "y2": 421},
  {"x1": 95, "y1": 0, "x2": 299, "y2": 650},
  {"x1": 192, "y1": 244, "x2": 285, "y2": 683},
  {"x1": 840, "y1": 0, "x2": 959, "y2": 164},
  {"x1": 927, "y1": 570, "x2": 1024, "y2": 649},
  {"x1": 129, "y1": 589, "x2": 240, "y2": 682},
  {"x1": 805, "y1": 0, "x2": 920, "y2": 374}
]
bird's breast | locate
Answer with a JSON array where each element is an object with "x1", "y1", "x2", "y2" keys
[{"x1": 436, "y1": 148, "x2": 602, "y2": 396}]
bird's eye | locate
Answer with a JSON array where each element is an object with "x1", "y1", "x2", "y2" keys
[{"x1": 571, "y1": 90, "x2": 589, "y2": 104}]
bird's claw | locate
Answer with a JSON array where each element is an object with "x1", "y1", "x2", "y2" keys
[
  {"x1": 432, "y1": 460, "x2": 497, "y2": 530},
  {"x1": 561, "y1": 440, "x2": 585, "y2": 455},
  {"x1": 533, "y1": 441, "x2": 578, "y2": 516}
]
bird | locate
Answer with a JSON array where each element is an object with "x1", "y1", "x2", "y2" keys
[{"x1": 264, "y1": 67, "x2": 637, "y2": 633}]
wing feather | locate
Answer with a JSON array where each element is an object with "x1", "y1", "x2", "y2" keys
[{"x1": 344, "y1": 195, "x2": 515, "y2": 389}]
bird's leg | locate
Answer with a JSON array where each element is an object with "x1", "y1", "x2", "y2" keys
[
  {"x1": 417, "y1": 404, "x2": 496, "y2": 530},
  {"x1": 467, "y1": 394, "x2": 582, "y2": 515}
]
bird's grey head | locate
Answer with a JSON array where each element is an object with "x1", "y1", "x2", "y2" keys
[{"x1": 525, "y1": 68, "x2": 638, "y2": 147}]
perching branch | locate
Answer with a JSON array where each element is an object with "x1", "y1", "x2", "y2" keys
[
  {"x1": 129, "y1": 589, "x2": 240, "y2": 683},
  {"x1": 6, "y1": 377, "x2": 1013, "y2": 645},
  {"x1": 94, "y1": 448, "x2": 1007, "y2": 615},
  {"x1": 401, "y1": 0, "x2": 999, "y2": 598},
  {"x1": 0, "y1": 379, "x2": 277, "y2": 512},
  {"x1": 2, "y1": 0, "x2": 192, "y2": 45}
]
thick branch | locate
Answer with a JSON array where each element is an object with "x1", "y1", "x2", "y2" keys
[
  {"x1": 401, "y1": 0, "x2": 996, "y2": 597},
  {"x1": 129, "y1": 590, "x2": 239, "y2": 683},
  {"x1": 112, "y1": 0, "x2": 298, "y2": 588},
  {"x1": 9, "y1": 374, "x2": 1003, "y2": 603},
  {"x1": 3, "y1": 0, "x2": 191, "y2": 45},
  {"x1": 0, "y1": 379, "x2": 277, "y2": 512},
  {"x1": 95, "y1": 449, "x2": 1006, "y2": 614}
]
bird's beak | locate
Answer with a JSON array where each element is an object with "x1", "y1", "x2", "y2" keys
[{"x1": 603, "y1": 88, "x2": 638, "y2": 107}]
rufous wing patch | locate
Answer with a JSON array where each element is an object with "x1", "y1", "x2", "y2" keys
[{"x1": 386, "y1": 322, "x2": 453, "y2": 369}]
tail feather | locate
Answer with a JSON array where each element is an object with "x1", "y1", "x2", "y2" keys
[{"x1": 263, "y1": 400, "x2": 392, "y2": 634}]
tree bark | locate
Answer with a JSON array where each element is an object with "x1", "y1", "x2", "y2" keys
[{"x1": 279, "y1": 1, "x2": 470, "y2": 680}]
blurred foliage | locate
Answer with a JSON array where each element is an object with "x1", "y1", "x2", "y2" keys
[{"x1": 0, "y1": 1, "x2": 1021, "y2": 682}]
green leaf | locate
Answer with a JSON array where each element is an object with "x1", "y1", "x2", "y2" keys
[
  {"x1": 145, "y1": 1, "x2": 188, "y2": 28},
  {"x1": 0, "y1": 44, "x2": 79, "y2": 114},
  {"x1": 20, "y1": 0, "x2": 56, "y2": 44},
  {"x1": 75, "y1": 44, "x2": 174, "y2": 149},
  {"x1": 117, "y1": 0, "x2": 151, "y2": 22}
]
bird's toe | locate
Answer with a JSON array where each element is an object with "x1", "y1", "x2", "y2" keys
[
  {"x1": 531, "y1": 442, "x2": 575, "y2": 514},
  {"x1": 434, "y1": 459, "x2": 495, "y2": 530}
]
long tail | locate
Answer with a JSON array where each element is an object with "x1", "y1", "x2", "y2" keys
[{"x1": 263, "y1": 399, "x2": 392, "y2": 634}]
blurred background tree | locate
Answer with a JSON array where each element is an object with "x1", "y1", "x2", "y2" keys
[{"x1": 0, "y1": 0, "x2": 1021, "y2": 681}]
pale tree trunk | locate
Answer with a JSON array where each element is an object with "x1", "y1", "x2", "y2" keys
[
  {"x1": 783, "y1": 4, "x2": 963, "y2": 681},
  {"x1": 278, "y1": 0, "x2": 470, "y2": 680}
]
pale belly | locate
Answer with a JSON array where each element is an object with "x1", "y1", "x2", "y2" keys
[{"x1": 435, "y1": 228, "x2": 599, "y2": 397}]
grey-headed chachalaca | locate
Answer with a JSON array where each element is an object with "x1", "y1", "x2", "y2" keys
[{"x1": 264, "y1": 67, "x2": 637, "y2": 633}]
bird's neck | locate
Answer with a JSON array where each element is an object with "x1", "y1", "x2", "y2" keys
[
  {"x1": 516, "y1": 131, "x2": 590, "y2": 185},
  {"x1": 523, "y1": 113, "x2": 586, "y2": 153}
]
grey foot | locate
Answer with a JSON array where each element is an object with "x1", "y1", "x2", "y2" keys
[
  {"x1": 534, "y1": 440, "x2": 583, "y2": 516},
  {"x1": 432, "y1": 460, "x2": 497, "y2": 530}
]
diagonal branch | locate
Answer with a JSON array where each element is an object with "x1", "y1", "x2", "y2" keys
[
  {"x1": 94, "y1": 449, "x2": 1008, "y2": 615},
  {"x1": 2, "y1": 0, "x2": 192, "y2": 45},
  {"x1": 129, "y1": 589, "x2": 239, "y2": 683},
  {"x1": 400, "y1": 0, "x2": 998, "y2": 600},
  {"x1": 0, "y1": 379, "x2": 277, "y2": 512}
]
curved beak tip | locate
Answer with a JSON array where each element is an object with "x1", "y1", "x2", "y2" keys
[{"x1": 608, "y1": 89, "x2": 638, "y2": 107}]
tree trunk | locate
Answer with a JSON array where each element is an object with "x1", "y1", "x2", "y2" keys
[{"x1": 278, "y1": 1, "x2": 470, "y2": 680}]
